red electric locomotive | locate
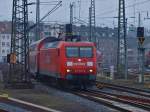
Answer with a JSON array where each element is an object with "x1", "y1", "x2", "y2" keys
[{"x1": 29, "y1": 37, "x2": 97, "y2": 88}]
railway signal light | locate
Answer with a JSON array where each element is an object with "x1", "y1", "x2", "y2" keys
[
  {"x1": 138, "y1": 37, "x2": 145, "y2": 45},
  {"x1": 66, "y1": 24, "x2": 72, "y2": 36},
  {"x1": 10, "y1": 53, "x2": 17, "y2": 64},
  {"x1": 137, "y1": 27, "x2": 144, "y2": 37},
  {"x1": 7, "y1": 53, "x2": 17, "y2": 64},
  {"x1": 137, "y1": 27, "x2": 145, "y2": 45}
]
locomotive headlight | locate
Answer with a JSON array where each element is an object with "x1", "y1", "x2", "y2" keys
[
  {"x1": 87, "y1": 62, "x2": 93, "y2": 66},
  {"x1": 67, "y1": 62, "x2": 73, "y2": 66},
  {"x1": 67, "y1": 69, "x2": 71, "y2": 72},
  {"x1": 89, "y1": 69, "x2": 93, "y2": 72}
]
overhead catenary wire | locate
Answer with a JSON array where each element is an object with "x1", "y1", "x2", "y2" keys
[
  {"x1": 73, "y1": 0, "x2": 150, "y2": 27},
  {"x1": 28, "y1": 1, "x2": 62, "y2": 31},
  {"x1": 96, "y1": 0, "x2": 150, "y2": 17},
  {"x1": 78, "y1": 0, "x2": 81, "y2": 19},
  {"x1": 40, "y1": 1, "x2": 60, "y2": 5},
  {"x1": 40, "y1": 1, "x2": 62, "y2": 21}
]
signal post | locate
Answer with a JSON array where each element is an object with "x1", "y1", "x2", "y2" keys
[{"x1": 137, "y1": 27, "x2": 145, "y2": 83}]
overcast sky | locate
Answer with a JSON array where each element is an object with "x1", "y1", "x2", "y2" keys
[{"x1": 0, "y1": 0, "x2": 150, "y2": 28}]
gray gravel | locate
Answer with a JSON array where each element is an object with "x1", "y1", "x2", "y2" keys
[{"x1": 35, "y1": 81, "x2": 118, "y2": 112}]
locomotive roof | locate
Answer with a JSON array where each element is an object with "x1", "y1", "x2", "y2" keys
[
  {"x1": 30, "y1": 37, "x2": 95, "y2": 51},
  {"x1": 30, "y1": 37, "x2": 94, "y2": 46},
  {"x1": 39, "y1": 41, "x2": 95, "y2": 49},
  {"x1": 30, "y1": 37, "x2": 60, "y2": 46},
  {"x1": 59, "y1": 41, "x2": 95, "y2": 46}
]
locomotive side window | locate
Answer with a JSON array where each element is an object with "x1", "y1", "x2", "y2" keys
[
  {"x1": 66, "y1": 47, "x2": 78, "y2": 57},
  {"x1": 80, "y1": 47, "x2": 93, "y2": 58},
  {"x1": 44, "y1": 41, "x2": 59, "y2": 48}
]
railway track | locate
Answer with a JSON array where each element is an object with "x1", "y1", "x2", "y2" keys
[
  {"x1": 88, "y1": 89, "x2": 150, "y2": 109},
  {"x1": 96, "y1": 81, "x2": 150, "y2": 98},
  {"x1": 35, "y1": 78, "x2": 150, "y2": 112},
  {"x1": 73, "y1": 89, "x2": 150, "y2": 112},
  {"x1": 36, "y1": 78, "x2": 133, "y2": 112}
]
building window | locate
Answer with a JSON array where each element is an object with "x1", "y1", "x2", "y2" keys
[
  {"x1": 7, "y1": 42, "x2": 10, "y2": 47},
  {"x1": 7, "y1": 49, "x2": 9, "y2": 53},
  {"x1": 2, "y1": 35, "x2": 5, "y2": 39},
  {"x1": 2, "y1": 49, "x2": 5, "y2": 53},
  {"x1": 7, "y1": 35, "x2": 10, "y2": 39},
  {"x1": 2, "y1": 56, "x2": 7, "y2": 62},
  {"x1": 2, "y1": 42, "x2": 5, "y2": 47}
]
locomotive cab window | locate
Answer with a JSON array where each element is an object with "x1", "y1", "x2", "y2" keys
[
  {"x1": 66, "y1": 46, "x2": 93, "y2": 58},
  {"x1": 66, "y1": 47, "x2": 79, "y2": 57},
  {"x1": 80, "y1": 47, "x2": 93, "y2": 58}
]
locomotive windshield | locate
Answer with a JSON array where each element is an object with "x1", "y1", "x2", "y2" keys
[
  {"x1": 66, "y1": 47, "x2": 93, "y2": 58},
  {"x1": 66, "y1": 47, "x2": 79, "y2": 57},
  {"x1": 80, "y1": 47, "x2": 93, "y2": 58}
]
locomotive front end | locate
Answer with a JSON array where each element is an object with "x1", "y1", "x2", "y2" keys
[{"x1": 62, "y1": 43, "x2": 97, "y2": 87}]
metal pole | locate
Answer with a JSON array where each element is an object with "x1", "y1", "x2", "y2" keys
[
  {"x1": 88, "y1": 0, "x2": 96, "y2": 43},
  {"x1": 125, "y1": 18, "x2": 128, "y2": 79},
  {"x1": 117, "y1": 0, "x2": 127, "y2": 78},
  {"x1": 137, "y1": 13, "x2": 144, "y2": 83},
  {"x1": 139, "y1": 47, "x2": 145, "y2": 83},
  {"x1": 133, "y1": 0, "x2": 136, "y2": 25},
  {"x1": 138, "y1": 13, "x2": 141, "y2": 83},
  {"x1": 9, "y1": 0, "x2": 30, "y2": 86},
  {"x1": 70, "y1": 3, "x2": 73, "y2": 24},
  {"x1": 89, "y1": 7, "x2": 92, "y2": 42},
  {"x1": 36, "y1": 0, "x2": 40, "y2": 41},
  {"x1": 78, "y1": 0, "x2": 81, "y2": 19},
  {"x1": 138, "y1": 13, "x2": 141, "y2": 27},
  {"x1": 91, "y1": 0, "x2": 96, "y2": 43}
]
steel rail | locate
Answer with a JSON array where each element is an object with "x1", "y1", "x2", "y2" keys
[
  {"x1": 34, "y1": 78, "x2": 150, "y2": 112},
  {"x1": 87, "y1": 89, "x2": 150, "y2": 106},
  {"x1": 96, "y1": 81, "x2": 150, "y2": 97},
  {"x1": 73, "y1": 91, "x2": 132, "y2": 112},
  {"x1": 84, "y1": 89, "x2": 150, "y2": 111},
  {"x1": 96, "y1": 81, "x2": 150, "y2": 93}
]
